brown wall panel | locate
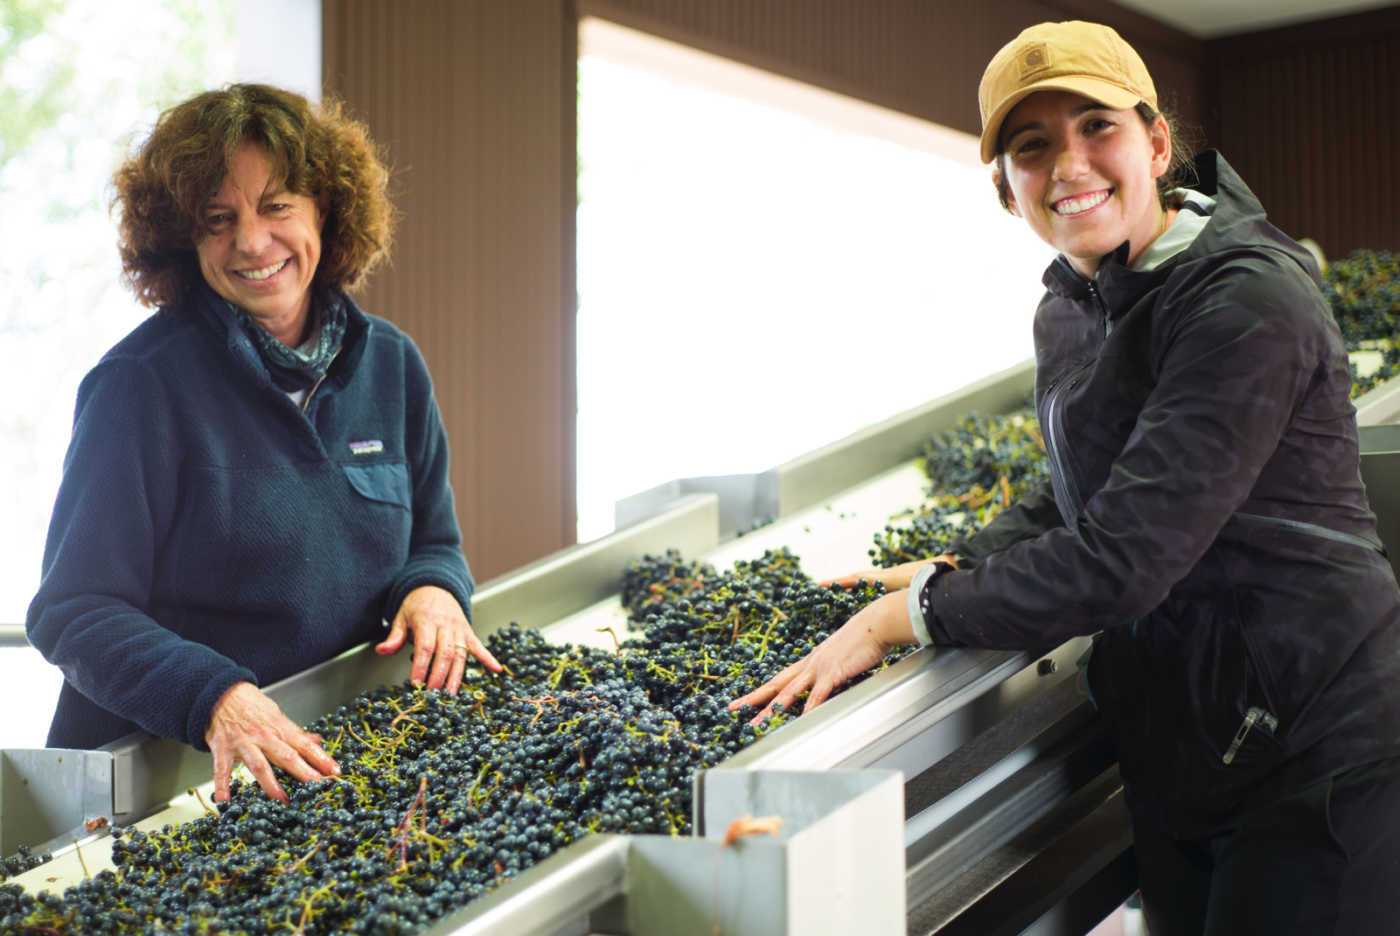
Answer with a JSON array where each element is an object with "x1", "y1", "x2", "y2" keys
[
  {"x1": 323, "y1": 1, "x2": 577, "y2": 582},
  {"x1": 580, "y1": 0, "x2": 1204, "y2": 142},
  {"x1": 1209, "y1": 7, "x2": 1400, "y2": 256}
]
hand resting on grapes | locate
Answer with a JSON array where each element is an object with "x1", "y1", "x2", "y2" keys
[
  {"x1": 207, "y1": 586, "x2": 502, "y2": 802},
  {"x1": 375, "y1": 584, "x2": 503, "y2": 694},
  {"x1": 819, "y1": 553, "x2": 958, "y2": 591},
  {"x1": 205, "y1": 681, "x2": 339, "y2": 802},
  {"x1": 734, "y1": 554, "x2": 958, "y2": 724},
  {"x1": 727, "y1": 590, "x2": 918, "y2": 724}
]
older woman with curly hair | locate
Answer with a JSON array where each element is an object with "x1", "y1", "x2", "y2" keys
[{"x1": 27, "y1": 83, "x2": 500, "y2": 803}]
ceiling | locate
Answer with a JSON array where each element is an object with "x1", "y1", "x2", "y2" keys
[{"x1": 1110, "y1": 0, "x2": 1398, "y2": 37}]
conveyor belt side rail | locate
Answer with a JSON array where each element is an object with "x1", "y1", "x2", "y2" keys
[
  {"x1": 616, "y1": 359, "x2": 1037, "y2": 537},
  {"x1": 422, "y1": 768, "x2": 904, "y2": 936},
  {"x1": 0, "y1": 493, "x2": 722, "y2": 851}
]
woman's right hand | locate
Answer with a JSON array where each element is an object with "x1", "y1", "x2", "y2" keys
[
  {"x1": 820, "y1": 554, "x2": 959, "y2": 592},
  {"x1": 205, "y1": 681, "x2": 340, "y2": 802}
]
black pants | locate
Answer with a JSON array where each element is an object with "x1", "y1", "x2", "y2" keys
[{"x1": 1131, "y1": 758, "x2": 1400, "y2": 936}]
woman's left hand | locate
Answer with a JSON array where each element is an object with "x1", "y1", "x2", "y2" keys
[
  {"x1": 819, "y1": 554, "x2": 958, "y2": 591},
  {"x1": 375, "y1": 585, "x2": 502, "y2": 693},
  {"x1": 728, "y1": 590, "x2": 919, "y2": 723}
]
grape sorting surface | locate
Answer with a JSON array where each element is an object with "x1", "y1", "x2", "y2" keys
[{"x1": 7, "y1": 272, "x2": 1397, "y2": 932}]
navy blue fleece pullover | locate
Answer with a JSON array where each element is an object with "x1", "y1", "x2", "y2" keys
[{"x1": 27, "y1": 282, "x2": 474, "y2": 751}]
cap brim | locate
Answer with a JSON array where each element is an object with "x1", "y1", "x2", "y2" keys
[{"x1": 979, "y1": 77, "x2": 1142, "y2": 163}]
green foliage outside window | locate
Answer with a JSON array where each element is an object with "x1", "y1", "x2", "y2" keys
[
  {"x1": 0, "y1": 0, "x2": 234, "y2": 622},
  {"x1": 0, "y1": 0, "x2": 72, "y2": 175}
]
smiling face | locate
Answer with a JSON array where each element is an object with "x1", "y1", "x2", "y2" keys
[
  {"x1": 997, "y1": 91, "x2": 1171, "y2": 278},
  {"x1": 196, "y1": 142, "x2": 322, "y2": 344}
]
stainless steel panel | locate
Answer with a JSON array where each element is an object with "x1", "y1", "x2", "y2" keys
[
  {"x1": 421, "y1": 834, "x2": 629, "y2": 936},
  {"x1": 1360, "y1": 424, "x2": 1400, "y2": 580},
  {"x1": 842, "y1": 640, "x2": 1088, "y2": 775},
  {"x1": 772, "y1": 359, "x2": 1035, "y2": 519},
  {"x1": 900, "y1": 674, "x2": 1094, "y2": 850},
  {"x1": 107, "y1": 736, "x2": 209, "y2": 822},
  {"x1": 1355, "y1": 373, "x2": 1400, "y2": 427},
  {"x1": 624, "y1": 836, "x2": 790, "y2": 936},
  {"x1": 692, "y1": 769, "x2": 905, "y2": 936},
  {"x1": 699, "y1": 767, "x2": 899, "y2": 847},
  {"x1": 0, "y1": 749, "x2": 111, "y2": 856},
  {"x1": 616, "y1": 473, "x2": 777, "y2": 540},
  {"x1": 708, "y1": 639, "x2": 1089, "y2": 780},
  {"x1": 910, "y1": 770, "x2": 1131, "y2": 936},
  {"x1": 905, "y1": 708, "x2": 1111, "y2": 915},
  {"x1": 475, "y1": 492, "x2": 719, "y2": 636},
  {"x1": 629, "y1": 769, "x2": 904, "y2": 936},
  {"x1": 424, "y1": 769, "x2": 903, "y2": 936},
  {"x1": 615, "y1": 360, "x2": 1035, "y2": 537}
]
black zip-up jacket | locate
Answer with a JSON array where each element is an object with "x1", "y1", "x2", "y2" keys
[{"x1": 923, "y1": 152, "x2": 1400, "y2": 837}]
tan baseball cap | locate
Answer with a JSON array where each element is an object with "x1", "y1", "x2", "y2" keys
[{"x1": 978, "y1": 21, "x2": 1157, "y2": 163}]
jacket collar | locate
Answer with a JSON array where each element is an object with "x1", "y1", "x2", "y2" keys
[
  {"x1": 191, "y1": 279, "x2": 374, "y2": 388},
  {"x1": 1038, "y1": 151, "x2": 1316, "y2": 311}
]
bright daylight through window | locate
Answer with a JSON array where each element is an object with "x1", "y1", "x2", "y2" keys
[
  {"x1": 0, "y1": 0, "x2": 318, "y2": 748},
  {"x1": 576, "y1": 18, "x2": 1054, "y2": 543}
]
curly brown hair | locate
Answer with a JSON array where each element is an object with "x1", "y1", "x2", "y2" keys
[{"x1": 113, "y1": 83, "x2": 394, "y2": 308}]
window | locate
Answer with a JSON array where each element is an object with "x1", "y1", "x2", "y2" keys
[
  {"x1": 576, "y1": 19, "x2": 1053, "y2": 541},
  {"x1": 1, "y1": 0, "x2": 318, "y2": 748}
]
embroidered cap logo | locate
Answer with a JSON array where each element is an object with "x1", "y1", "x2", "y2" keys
[{"x1": 1019, "y1": 43, "x2": 1052, "y2": 79}]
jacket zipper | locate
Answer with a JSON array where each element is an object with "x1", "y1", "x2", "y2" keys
[
  {"x1": 1233, "y1": 512, "x2": 1385, "y2": 555},
  {"x1": 1041, "y1": 260, "x2": 1111, "y2": 527},
  {"x1": 1042, "y1": 364, "x2": 1090, "y2": 526},
  {"x1": 1222, "y1": 705, "x2": 1279, "y2": 765},
  {"x1": 301, "y1": 373, "x2": 328, "y2": 415},
  {"x1": 1086, "y1": 280, "x2": 1111, "y2": 338},
  {"x1": 1055, "y1": 256, "x2": 1113, "y2": 338}
]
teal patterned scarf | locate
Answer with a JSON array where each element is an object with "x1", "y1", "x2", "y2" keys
[{"x1": 229, "y1": 293, "x2": 347, "y2": 392}]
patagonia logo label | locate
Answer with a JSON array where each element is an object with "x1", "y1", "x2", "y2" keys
[{"x1": 349, "y1": 439, "x2": 384, "y2": 456}]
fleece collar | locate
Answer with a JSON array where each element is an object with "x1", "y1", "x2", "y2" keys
[{"x1": 192, "y1": 280, "x2": 374, "y2": 392}]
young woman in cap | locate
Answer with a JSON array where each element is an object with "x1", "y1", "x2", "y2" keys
[{"x1": 733, "y1": 20, "x2": 1400, "y2": 934}]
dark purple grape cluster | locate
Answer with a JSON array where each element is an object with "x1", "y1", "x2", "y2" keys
[
  {"x1": 616, "y1": 547, "x2": 892, "y2": 708},
  {"x1": 2, "y1": 550, "x2": 884, "y2": 934},
  {"x1": 871, "y1": 409, "x2": 1047, "y2": 567},
  {"x1": 0, "y1": 847, "x2": 50, "y2": 883}
]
